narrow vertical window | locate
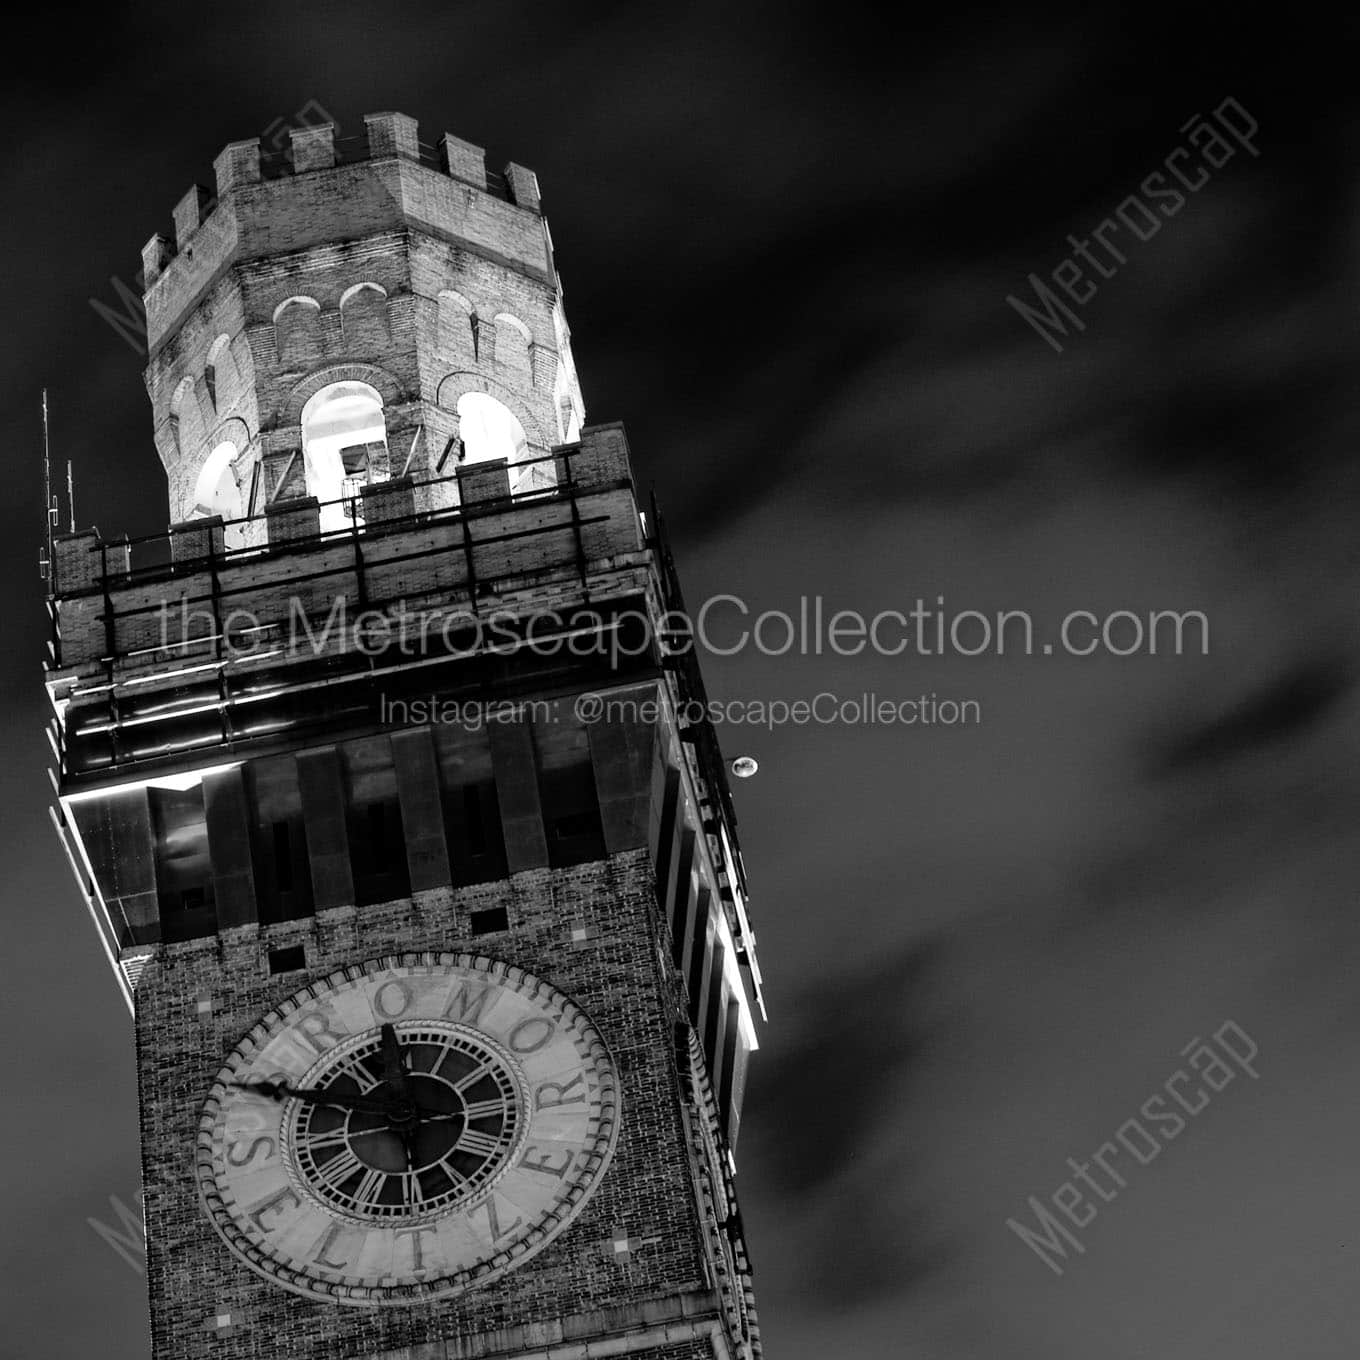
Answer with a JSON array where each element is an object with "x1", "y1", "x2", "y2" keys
[
  {"x1": 272, "y1": 821, "x2": 294, "y2": 892},
  {"x1": 464, "y1": 786, "x2": 486, "y2": 857}
]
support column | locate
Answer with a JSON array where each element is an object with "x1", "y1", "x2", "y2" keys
[
  {"x1": 586, "y1": 704, "x2": 655, "y2": 852},
  {"x1": 297, "y1": 748, "x2": 355, "y2": 909},
  {"x1": 392, "y1": 729, "x2": 452, "y2": 891},
  {"x1": 488, "y1": 715, "x2": 549, "y2": 872},
  {"x1": 203, "y1": 768, "x2": 258, "y2": 928}
]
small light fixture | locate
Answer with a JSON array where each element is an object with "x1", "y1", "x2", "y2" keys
[{"x1": 731, "y1": 756, "x2": 759, "y2": 779}]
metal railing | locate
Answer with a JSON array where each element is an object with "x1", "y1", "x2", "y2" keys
[{"x1": 53, "y1": 444, "x2": 610, "y2": 593}]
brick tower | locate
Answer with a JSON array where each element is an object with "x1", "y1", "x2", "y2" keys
[{"x1": 46, "y1": 113, "x2": 764, "y2": 1360}]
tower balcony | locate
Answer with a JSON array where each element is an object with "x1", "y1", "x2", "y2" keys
[
  {"x1": 47, "y1": 425, "x2": 650, "y2": 776},
  {"x1": 43, "y1": 423, "x2": 760, "y2": 1059}
]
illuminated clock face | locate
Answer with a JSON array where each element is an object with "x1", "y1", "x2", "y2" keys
[{"x1": 197, "y1": 954, "x2": 620, "y2": 1304}]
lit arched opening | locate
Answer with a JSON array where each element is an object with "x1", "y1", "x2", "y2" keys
[
  {"x1": 301, "y1": 381, "x2": 389, "y2": 532},
  {"x1": 194, "y1": 442, "x2": 241, "y2": 519},
  {"x1": 456, "y1": 392, "x2": 553, "y2": 495},
  {"x1": 192, "y1": 441, "x2": 251, "y2": 548}
]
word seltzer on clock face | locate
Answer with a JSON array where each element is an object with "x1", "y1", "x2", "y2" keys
[{"x1": 197, "y1": 954, "x2": 620, "y2": 1304}]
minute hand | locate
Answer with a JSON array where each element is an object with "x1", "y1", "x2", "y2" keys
[{"x1": 231, "y1": 1080, "x2": 394, "y2": 1116}]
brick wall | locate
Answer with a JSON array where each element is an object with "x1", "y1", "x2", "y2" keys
[{"x1": 137, "y1": 851, "x2": 731, "y2": 1360}]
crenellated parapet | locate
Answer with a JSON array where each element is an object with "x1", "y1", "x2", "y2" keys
[
  {"x1": 142, "y1": 113, "x2": 548, "y2": 341},
  {"x1": 140, "y1": 112, "x2": 585, "y2": 543}
]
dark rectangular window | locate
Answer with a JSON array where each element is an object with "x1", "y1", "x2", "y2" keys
[
  {"x1": 553, "y1": 810, "x2": 602, "y2": 840},
  {"x1": 533, "y1": 718, "x2": 606, "y2": 868},
  {"x1": 179, "y1": 884, "x2": 211, "y2": 913},
  {"x1": 670, "y1": 832, "x2": 696, "y2": 969},
  {"x1": 347, "y1": 799, "x2": 409, "y2": 905},
  {"x1": 341, "y1": 736, "x2": 411, "y2": 907},
  {"x1": 268, "y1": 945, "x2": 306, "y2": 975},
  {"x1": 150, "y1": 785, "x2": 216, "y2": 943},
  {"x1": 434, "y1": 725, "x2": 507, "y2": 886},
  {"x1": 703, "y1": 945, "x2": 726, "y2": 1063},
  {"x1": 469, "y1": 905, "x2": 509, "y2": 935},
  {"x1": 685, "y1": 889, "x2": 712, "y2": 1014},
  {"x1": 249, "y1": 759, "x2": 313, "y2": 925},
  {"x1": 653, "y1": 769, "x2": 681, "y2": 906}
]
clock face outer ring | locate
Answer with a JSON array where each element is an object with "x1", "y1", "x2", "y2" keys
[{"x1": 195, "y1": 952, "x2": 621, "y2": 1306}]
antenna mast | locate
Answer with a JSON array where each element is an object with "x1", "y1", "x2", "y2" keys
[{"x1": 39, "y1": 389, "x2": 56, "y2": 581}]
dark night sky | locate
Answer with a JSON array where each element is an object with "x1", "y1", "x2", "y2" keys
[{"x1": 4, "y1": 4, "x2": 1360, "y2": 1357}]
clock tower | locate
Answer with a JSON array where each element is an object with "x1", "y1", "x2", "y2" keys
[{"x1": 46, "y1": 113, "x2": 765, "y2": 1360}]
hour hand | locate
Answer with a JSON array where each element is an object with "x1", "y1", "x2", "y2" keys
[
  {"x1": 379, "y1": 1024, "x2": 411, "y2": 1097},
  {"x1": 230, "y1": 1080, "x2": 392, "y2": 1116}
]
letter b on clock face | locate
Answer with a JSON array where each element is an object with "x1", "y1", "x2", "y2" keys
[{"x1": 197, "y1": 954, "x2": 620, "y2": 1304}]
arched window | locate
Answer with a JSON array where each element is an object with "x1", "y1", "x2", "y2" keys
[
  {"x1": 437, "y1": 290, "x2": 477, "y2": 364},
  {"x1": 492, "y1": 312, "x2": 532, "y2": 378},
  {"x1": 273, "y1": 296, "x2": 322, "y2": 369},
  {"x1": 193, "y1": 441, "x2": 242, "y2": 520},
  {"x1": 301, "y1": 381, "x2": 389, "y2": 532},
  {"x1": 205, "y1": 334, "x2": 232, "y2": 411},
  {"x1": 339, "y1": 282, "x2": 390, "y2": 350},
  {"x1": 191, "y1": 440, "x2": 252, "y2": 549},
  {"x1": 456, "y1": 392, "x2": 553, "y2": 495},
  {"x1": 168, "y1": 375, "x2": 206, "y2": 458}
]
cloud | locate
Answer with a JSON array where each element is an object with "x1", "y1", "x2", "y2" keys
[{"x1": 1153, "y1": 655, "x2": 1352, "y2": 772}]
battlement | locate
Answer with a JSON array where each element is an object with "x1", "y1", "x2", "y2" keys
[{"x1": 141, "y1": 112, "x2": 551, "y2": 355}]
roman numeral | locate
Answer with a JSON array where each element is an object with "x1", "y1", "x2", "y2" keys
[
  {"x1": 399, "y1": 1171, "x2": 419, "y2": 1210},
  {"x1": 339, "y1": 1059, "x2": 381, "y2": 1093},
  {"x1": 315, "y1": 1147, "x2": 365, "y2": 1188},
  {"x1": 456, "y1": 1128, "x2": 508, "y2": 1159},
  {"x1": 298, "y1": 1126, "x2": 350, "y2": 1153},
  {"x1": 463, "y1": 1097, "x2": 506, "y2": 1122},
  {"x1": 454, "y1": 1063, "x2": 493, "y2": 1094},
  {"x1": 352, "y1": 1168, "x2": 388, "y2": 1206},
  {"x1": 435, "y1": 1157, "x2": 470, "y2": 1189}
]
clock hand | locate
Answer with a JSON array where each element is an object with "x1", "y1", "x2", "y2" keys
[
  {"x1": 378, "y1": 1024, "x2": 424, "y2": 1174},
  {"x1": 230, "y1": 1080, "x2": 394, "y2": 1117},
  {"x1": 379, "y1": 1023, "x2": 409, "y2": 1095},
  {"x1": 399, "y1": 1129, "x2": 420, "y2": 1193}
]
